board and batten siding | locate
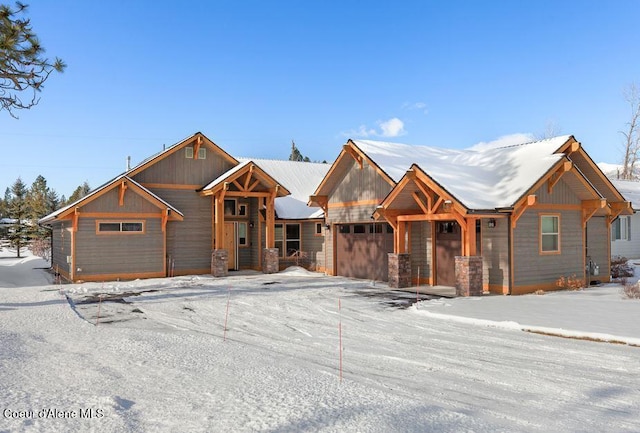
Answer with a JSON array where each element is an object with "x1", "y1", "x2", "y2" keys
[
  {"x1": 51, "y1": 221, "x2": 71, "y2": 277},
  {"x1": 512, "y1": 209, "x2": 583, "y2": 292},
  {"x1": 132, "y1": 145, "x2": 235, "y2": 186},
  {"x1": 409, "y1": 221, "x2": 432, "y2": 283},
  {"x1": 586, "y1": 216, "x2": 610, "y2": 282},
  {"x1": 481, "y1": 217, "x2": 510, "y2": 294},
  {"x1": 74, "y1": 218, "x2": 164, "y2": 279},
  {"x1": 156, "y1": 189, "x2": 212, "y2": 275}
]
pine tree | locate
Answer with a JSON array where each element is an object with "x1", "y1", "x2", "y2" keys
[
  {"x1": 1, "y1": 2, "x2": 66, "y2": 117},
  {"x1": 7, "y1": 177, "x2": 28, "y2": 257},
  {"x1": 67, "y1": 181, "x2": 90, "y2": 204},
  {"x1": 289, "y1": 140, "x2": 312, "y2": 162},
  {"x1": 26, "y1": 175, "x2": 51, "y2": 240}
]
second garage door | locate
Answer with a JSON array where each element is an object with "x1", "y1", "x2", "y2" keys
[{"x1": 336, "y1": 223, "x2": 394, "y2": 281}]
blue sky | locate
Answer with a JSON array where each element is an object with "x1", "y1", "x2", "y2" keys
[{"x1": 2, "y1": 1, "x2": 640, "y2": 198}]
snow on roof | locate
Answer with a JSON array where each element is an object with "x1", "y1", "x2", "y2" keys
[
  {"x1": 610, "y1": 179, "x2": 640, "y2": 210},
  {"x1": 201, "y1": 161, "x2": 253, "y2": 191},
  {"x1": 237, "y1": 158, "x2": 330, "y2": 219},
  {"x1": 353, "y1": 135, "x2": 572, "y2": 210}
]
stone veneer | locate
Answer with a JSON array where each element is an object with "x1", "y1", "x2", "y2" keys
[
  {"x1": 388, "y1": 253, "x2": 411, "y2": 288},
  {"x1": 211, "y1": 249, "x2": 228, "y2": 277},
  {"x1": 455, "y1": 256, "x2": 483, "y2": 296},
  {"x1": 262, "y1": 248, "x2": 279, "y2": 274}
]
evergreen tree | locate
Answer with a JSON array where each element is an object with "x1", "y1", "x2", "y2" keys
[
  {"x1": 0, "y1": 194, "x2": 4, "y2": 218},
  {"x1": 289, "y1": 140, "x2": 312, "y2": 162},
  {"x1": 26, "y1": 175, "x2": 51, "y2": 239},
  {"x1": 7, "y1": 177, "x2": 28, "y2": 257},
  {"x1": 1, "y1": 2, "x2": 66, "y2": 117},
  {"x1": 67, "y1": 181, "x2": 90, "y2": 204},
  {"x1": 45, "y1": 188, "x2": 59, "y2": 213}
]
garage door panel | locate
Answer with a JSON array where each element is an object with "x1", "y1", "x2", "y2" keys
[{"x1": 336, "y1": 224, "x2": 394, "y2": 281}]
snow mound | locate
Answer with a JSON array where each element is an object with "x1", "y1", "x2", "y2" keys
[{"x1": 279, "y1": 266, "x2": 325, "y2": 277}]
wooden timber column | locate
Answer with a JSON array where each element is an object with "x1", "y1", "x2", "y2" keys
[
  {"x1": 263, "y1": 188, "x2": 279, "y2": 274},
  {"x1": 212, "y1": 188, "x2": 228, "y2": 277}
]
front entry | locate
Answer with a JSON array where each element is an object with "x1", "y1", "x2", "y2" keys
[
  {"x1": 224, "y1": 222, "x2": 238, "y2": 270},
  {"x1": 435, "y1": 221, "x2": 461, "y2": 286}
]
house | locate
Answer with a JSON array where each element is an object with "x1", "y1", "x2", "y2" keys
[
  {"x1": 310, "y1": 135, "x2": 632, "y2": 295},
  {"x1": 39, "y1": 132, "x2": 329, "y2": 282},
  {"x1": 609, "y1": 179, "x2": 640, "y2": 259}
]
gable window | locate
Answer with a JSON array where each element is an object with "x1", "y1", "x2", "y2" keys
[
  {"x1": 540, "y1": 214, "x2": 560, "y2": 253},
  {"x1": 224, "y1": 199, "x2": 237, "y2": 216},
  {"x1": 97, "y1": 221, "x2": 144, "y2": 234},
  {"x1": 198, "y1": 147, "x2": 206, "y2": 159},
  {"x1": 185, "y1": 147, "x2": 194, "y2": 159},
  {"x1": 274, "y1": 223, "x2": 301, "y2": 257},
  {"x1": 612, "y1": 216, "x2": 631, "y2": 241}
]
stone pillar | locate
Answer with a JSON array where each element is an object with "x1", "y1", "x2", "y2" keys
[
  {"x1": 211, "y1": 249, "x2": 228, "y2": 277},
  {"x1": 455, "y1": 256, "x2": 483, "y2": 296},
  {"x1": 388, "y1": 253, "x2": 411, "y2": 288},
  {"x1": 262, "y1": 248, "x2": 279, "y2": 274}
]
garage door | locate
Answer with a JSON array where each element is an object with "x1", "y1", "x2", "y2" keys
[{"x1": 336, "y1": 223, "x2": 394, "y2": 281}]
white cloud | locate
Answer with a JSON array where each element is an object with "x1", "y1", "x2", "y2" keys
[
  {"x1": 468, "y1": 133, "x2": 534, "y2": 151},
  {"x1": 378, "y1": 117, "x2": 406, "y2": 137},
  {"x1": 402, "y1": 101, "x2": 428, "y2": 115},
  {"x1": 341, "y1": 117, "x2": 407, "y2": 138}
]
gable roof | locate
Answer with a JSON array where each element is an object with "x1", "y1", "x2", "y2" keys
[
  {"x1": 611, "y1": 179, "x2": 640, "y2": 211},
  {"x1": 200, "y1": 160, "x2": 291, "y2": 197},
  {"x1": 238, "y1": 158, "x2": 330, "y2": 219},
  {"x1": 39, "y1": 175, "x2": 184, "y2": 224},
  {"x1": 127, "y1": 132, "x2": 238, "y2": 178}
]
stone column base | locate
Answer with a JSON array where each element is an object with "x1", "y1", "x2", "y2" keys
[
  {"x1": 388, "y1": 253, "x2": 411, "y2": 288},
  {"x1": 263, "y1": 248, "x2": 279, "y2": 274},
  {"x1": 455, "y1": 256, "x2": 483, "y2": 296},
  {"x1": 211, "y1": 249, "x2": 228, "y2": 277}
]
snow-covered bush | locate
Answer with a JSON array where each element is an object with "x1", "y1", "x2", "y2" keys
[
  {"x1": 623, "y1": 281, "x2": 640, "y2": 299},
  {"x1": 611, "y1": 256, "x2": 634, "y2": 280}
]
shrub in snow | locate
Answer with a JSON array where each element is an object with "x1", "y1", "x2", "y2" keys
[
  {"x1": 611, "y1": 256, "x2": 634, "y2": 280},
  {"x1": 30, "y1": 238, "x2": 51, "y2": 262},
  {"x1": 555, "y1": 274, "x2": 585, "y2": 291},
  {"x1": 622, "y1": 281, "x2": 640, "y2": 299}
]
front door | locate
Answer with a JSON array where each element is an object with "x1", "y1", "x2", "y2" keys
[
  {"x1": 435, "y1": 221, "x2": 461, "y2": 286},
  {"x1": 224, "y1": 222, "x2": 237, "y2": 270}
]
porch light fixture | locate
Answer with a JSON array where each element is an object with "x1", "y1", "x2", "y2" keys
[
  {"x1": 487, "y1": 219, "x2": 496, "y2": 228},
  {"x1": 325, "y1": 223, "x2": 331, "y2": 230}
]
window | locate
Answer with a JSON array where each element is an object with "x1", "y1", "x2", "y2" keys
[
  {"x1": 274, "y1": 223, "x2": 301, "y2": 257},
  {"x1": 612, "y1": 216, "x2": 631, "y2": 241},
  {"x1": 353, "y1": 224, "x2": 366, "y2": 234},
  {"x1": 238, "y1": 203, "x2": 248, "y2": 216},
  {"x1": 185, "y1": 147, "x2": 194, "y2": 159},
  {"x1": 315, "y1": 222, "x2": 323, "y2": 235},
  {"x1": 540, "y1": 215, "x2": 560, "y2": 253},
  {"x1": 339, "y1": 225, "x2": 350, "y2": 234},
  {"x1": 198, "y1": 147, "x2": 207, "y2": 159},
  {"x1": 97, "y1": 221, "x2": 144, "y2": 234},
  {"x1": 224, "y1": 199, "x2": 237, "y2": 216},
  {"x1": 238, "y1": 222, "x2": 248, "y2": 246}
]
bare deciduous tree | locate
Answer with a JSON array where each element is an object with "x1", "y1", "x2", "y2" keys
[
  {"x1": 534, "y1": 119, "x2": 563, "y2": 140},
  {"x1": 620, "y1": 83, "x2": 640, "y2": 180}
]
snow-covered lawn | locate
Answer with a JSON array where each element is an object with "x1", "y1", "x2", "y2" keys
[{"x1": 1, "y1": 250, "x2": 640, "y2": 432}]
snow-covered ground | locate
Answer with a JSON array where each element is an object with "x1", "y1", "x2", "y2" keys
[{"x1": 1, "y1": 250, "x2": 640, "y2": 432}]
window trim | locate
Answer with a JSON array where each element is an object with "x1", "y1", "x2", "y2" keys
[
  {"x1": 96, "y1": 220, "x2": 145, "y2": 235},
  {"x1": 539, "y1": 213, "x2": 560, "y2": 254},
  {"x1": 198, "y1": 147, "x2": 207, "y2": 159},
  {"x1": 238, "y1": 221, "x2": 248, "y2": 247},
  {"x1": 274, "y1": 222, "x2": 302, "y2": 258},
  {"x1": 185, "y1": 147, "x2": 194, "y2": 159},
  {"x1": 238, "y1": 203, "x2": 248, "y2": 217},
  {"x1": 314, "y1": 222, "x2": 323, "y2": 236},
  {"x1": 224, "y1": 198, "x2": 237, "y2": 216}
]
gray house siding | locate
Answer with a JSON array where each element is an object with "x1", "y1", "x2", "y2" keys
[
  {"x1": 74, "y1": 218, "x2": 164, "y2": 279},
  {"x1": 410, "y1": 221, "x2": 432, "y2": 283},
  {"x1": 51, "y1": 221, "x2": 71, "y2": 278},
  {"x1": 329, "y1": 159, "x2": 393, "y2": 204},
  {"x1": 513, "y1": 209, "x2": 583, "y2": 292},
  {"x1": 158, "y1": 189, "x2": 212, "y2": 275},
  {"x1": 586, "y1": 216, "x2": 610, "y2": 281},
  {"x1": 81, "y1": 188, "x2": 160, "y2": 214},
  {"x1": 481, "y1": 217, "x2": 510, "y2": 294}
]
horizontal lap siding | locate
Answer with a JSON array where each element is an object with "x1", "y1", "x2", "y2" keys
[
  {"x1": 51, "y1": 221, "x2": 71, "y2": 276},
  {"x1": 302, "y1": 222, "x2": 324, "y2": 271},
  {"x1": 75, "y1": 218, "x2": 163, "y2": 276},
  {"x1": 329, "y1": 159, "x2": 392, "y2": 205},
  {"x1": 410, "y1": 221, "x2": 432, "y2": 282},
  {"x1": 159, "y1": 190, "x2": 212, "y2": 274},
  {"x1": 513, "y1": 210, "x2": 583, "y2": 288},
  {"x1": 611, "y1": 215, "x2": 638, "y2": 258},
  {"x1": 482, "y1": 218, "x2": 509, "y2": 293},
  {"x1": 587, "y1": 216, "x2": 609, "y2": 280}
]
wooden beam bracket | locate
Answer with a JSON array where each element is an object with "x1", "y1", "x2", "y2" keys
[
  {"x1": 344, "y1": 145, "x2": 363, "y2": 169},
  {"x1": 512, "y1": 194, "x2": 536, "y2": 228},
  {"x1": 548, "y1": 161, "x2": 572, "y2": 194}
]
